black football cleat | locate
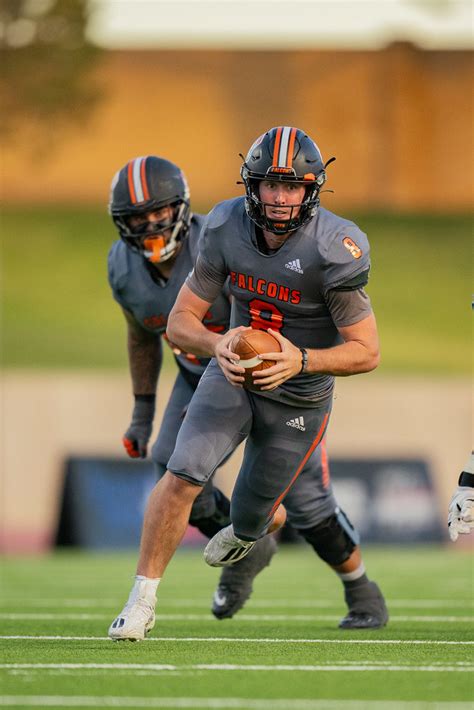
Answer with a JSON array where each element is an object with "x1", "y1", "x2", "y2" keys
[
  {"x1": 212, "y1": 534, "x2": 278, "y2": 620},
  {"x1": 339, "y1": 581, "x2": 389, "y2": 630}
]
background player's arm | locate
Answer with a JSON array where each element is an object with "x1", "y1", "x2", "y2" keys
[
  {"x1": 123, "y1": 307, "x2": 162, "y2": 395},
  {"x1": 168, "y1": 284, "x2": 247, "y2": 385},
  {"x1": 121, "y1": 308, "x2": 163, "y2": 458}
]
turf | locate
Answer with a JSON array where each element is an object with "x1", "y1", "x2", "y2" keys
[
  {"x1": 1, "y1": 206, "x2": 472, "y2": 373},
  {"x1": 0, "y1": 546, "x2": 472, "y2": 709}
]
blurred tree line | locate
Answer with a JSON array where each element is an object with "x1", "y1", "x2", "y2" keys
[{"x1": 0, "y1": 0, "x2": 103, "y2": 146}]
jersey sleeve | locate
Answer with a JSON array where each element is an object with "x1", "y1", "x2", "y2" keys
[
  {"x1": 186, "y1": 254, "x2": 227, "y2": 303},
  {"x1": 107, "y1": 241, "x2": 128, "y2": 309},
  {"x1": 325, "y1": 288, "x2": 373, "y2": 327},
  {"x1": 185, "y1": 212, "x2": 228, "y2": 302},
  {"x1": 321, "y1": 225, "x2": 371, "y2": 296}
]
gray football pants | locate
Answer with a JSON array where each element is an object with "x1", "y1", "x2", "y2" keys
[
  {"x1": 168, "y1": 360, "x2": 336, "y2": 541},
  {"x1": 151, "y1": 372, "x2": 218, "y2": 521}
]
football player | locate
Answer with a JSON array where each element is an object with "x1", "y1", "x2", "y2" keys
[
  {"x1": 109, "y1": 131, "x2": 388, "y2": 641},
  {"x1": 107, "y1": 156, "x2": 277, "y2": 633},
  {"x1": 448, "y1": 452, "x2": 474, "y2": 541}
]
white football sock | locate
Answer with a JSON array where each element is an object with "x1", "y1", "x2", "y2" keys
[{"x1": 131, "y1": 575, "x2": 161, "y2": 606}]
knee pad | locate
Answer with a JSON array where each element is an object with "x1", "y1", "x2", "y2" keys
[
  {"x1": 189, "y1": 488, "x2": 231, "y2": 539},
  {"x1": 299, "y1": 507, "x2": 359, "y2": 566}
]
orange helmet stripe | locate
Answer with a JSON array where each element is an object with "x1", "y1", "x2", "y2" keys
[
  {"x1": 127, "y1": 160, "x2": 137, "y2": 203},
  {"x1": 140, "y1": 157, "x2": 150, "y2": 201},
  {"x1": 272, "y1": 126, "x2": 283, "y2": 167},
  {"x1": 286, "y1": 127, "x2": 297, "y2": 168}
]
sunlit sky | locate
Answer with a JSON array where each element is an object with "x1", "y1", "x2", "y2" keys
[{"x1": 87, "y1": 0, "x2": 473, "y2": 49}]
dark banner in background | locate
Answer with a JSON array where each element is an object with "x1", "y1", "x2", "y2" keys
[{"x1": 56, "y1": 456, "x2": 444, "y2": 549}]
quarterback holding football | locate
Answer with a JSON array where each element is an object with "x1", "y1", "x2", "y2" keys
[
  {"x1": 109, "y1": 127, "x2": 388, "y2": 641},
  {"x1": 107, "y1": 156, "x2": 277, "y2": 633}
]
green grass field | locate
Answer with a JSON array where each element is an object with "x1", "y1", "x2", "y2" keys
[
  {"x1": 1, "y1": 207, "x2": 472, "y2": 373},
  {"x1": 1, "y1": 545, "x2": 473, "y2": 709}
]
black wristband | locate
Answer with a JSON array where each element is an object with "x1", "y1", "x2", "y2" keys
[
  {"x1": 134, "y1": 393, "x2": 156, "y2": 404},
  {"x1": 459, "y1": 470, "x2": 474, "y2": 487},
  {"x1": 299, "y1": 348, "x2": 308, "y2": 374}
]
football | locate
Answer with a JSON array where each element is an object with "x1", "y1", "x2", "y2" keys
[{"x1": 230, "y1": 329, "x2": 281, "y2": 390}]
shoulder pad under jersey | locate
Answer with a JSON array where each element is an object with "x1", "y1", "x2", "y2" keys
[
  {"x1": 204, "y1": 196, "x2": 245, "y2": 231},
  {"x1": 316, "y1": 209, "x2": 371, "y2": 293},
  {"x1": 107, "y1": 239, "x2": 131, "y2": 292},
  {"x1": 188, "y1": 213, "x2": 205, "y2": 263}
]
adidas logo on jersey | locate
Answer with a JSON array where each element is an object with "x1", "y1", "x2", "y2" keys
[
  {"x1": 286, "y1": 416, "x2": 306, "y2": 431},
  {"x1": 285, "y1": 259, "x2": 303, "y2": 274}
]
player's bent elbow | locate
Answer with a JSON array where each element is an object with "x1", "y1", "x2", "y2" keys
[
  {"x1": 165, "y1": 320, "x2": 176, "y2": 343},
  {"x1": 364, "y1": 347, "x2": 381, "y2": 372},
  {"x1": 353, "y1": 343, "x2": 380, "y2": 374},
  {"x1": 166, "y1": 310, "x2": 181, "y2": 345}
]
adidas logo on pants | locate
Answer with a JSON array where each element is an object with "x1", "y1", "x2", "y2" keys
[{"x1": 286, "y1": 416, "x2": 306, "y2": 431}]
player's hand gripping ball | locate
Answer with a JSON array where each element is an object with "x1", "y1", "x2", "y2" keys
[{"x1": 230, "y1": 329, "x2": 281, "y2": 390}]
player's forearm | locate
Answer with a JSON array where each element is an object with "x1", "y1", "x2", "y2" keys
[
  {"x1": 306, "y1": 339, "x2": 380, "y2": 376},
  {"x1": 128, "y1": 332, "x2": 162, "y2": 394},
  {"x1": 167, "y1": 309, "x2": 221, "y2": 358}
]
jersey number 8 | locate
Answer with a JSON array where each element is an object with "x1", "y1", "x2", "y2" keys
[{"x1": 249, "y1": 298, "x2": 284, "y2": 332}]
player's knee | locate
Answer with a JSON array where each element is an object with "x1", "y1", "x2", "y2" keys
[
  {"x1": 167, "y1": 452, "x2": 212, "y2": 486},
  {"x1": 166, "y1": 470, "x2": 202, "y2": 502},
  {"x1": 299, "y1": 508, "x2": 359, "y2": 566}
]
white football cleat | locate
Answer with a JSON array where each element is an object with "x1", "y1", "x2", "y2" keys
[
  {"x1": 448, "y1": 485, "x2": 474, "y2": 542},
  {"x1": 108, "y1": 578, "x2": 157, "y2": 642},
  {"x1": 204, "y1": 524, "x2": 256, "y2": 567}
]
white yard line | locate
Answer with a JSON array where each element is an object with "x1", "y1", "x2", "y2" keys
[
  {"x1": 0, "y1": 598, "x2": 472, "y2": 609},
  {"x1": 0, "y1": 635, "x2": 472, "y2": 645},
  {"x1": 0, "y1": 697, "x2": 472, "y2": 709},
  {"x1": 0, "y1": 613, "x2": 472, "y2": 623},
  {"x1": 1, "y1": 662, "x2": 473, "y2": 673}
]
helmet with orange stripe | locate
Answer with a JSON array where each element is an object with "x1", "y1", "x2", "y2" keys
[
  {"x1": 109, "y1": 156, "x2": 191, "y2": 263},
  {"x1": 240, "y1": 127, "x2": 334, "y2": 235}
]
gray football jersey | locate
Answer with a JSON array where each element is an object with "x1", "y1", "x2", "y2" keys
[
  {"x1": 187, "y1": 197, "x2": 371, "y2": 406},
  {"x1": 108, "y1": 214, "x2": 231, "y2": 380}
]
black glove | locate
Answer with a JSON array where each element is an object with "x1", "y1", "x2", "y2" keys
[{"x1": 122, "y1": 394, "x2": 156, "y2": 459}]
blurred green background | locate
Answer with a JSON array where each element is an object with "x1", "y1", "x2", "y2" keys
[{"x1": 2, "y1": 207, "x2": 471, "y2": 374}]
